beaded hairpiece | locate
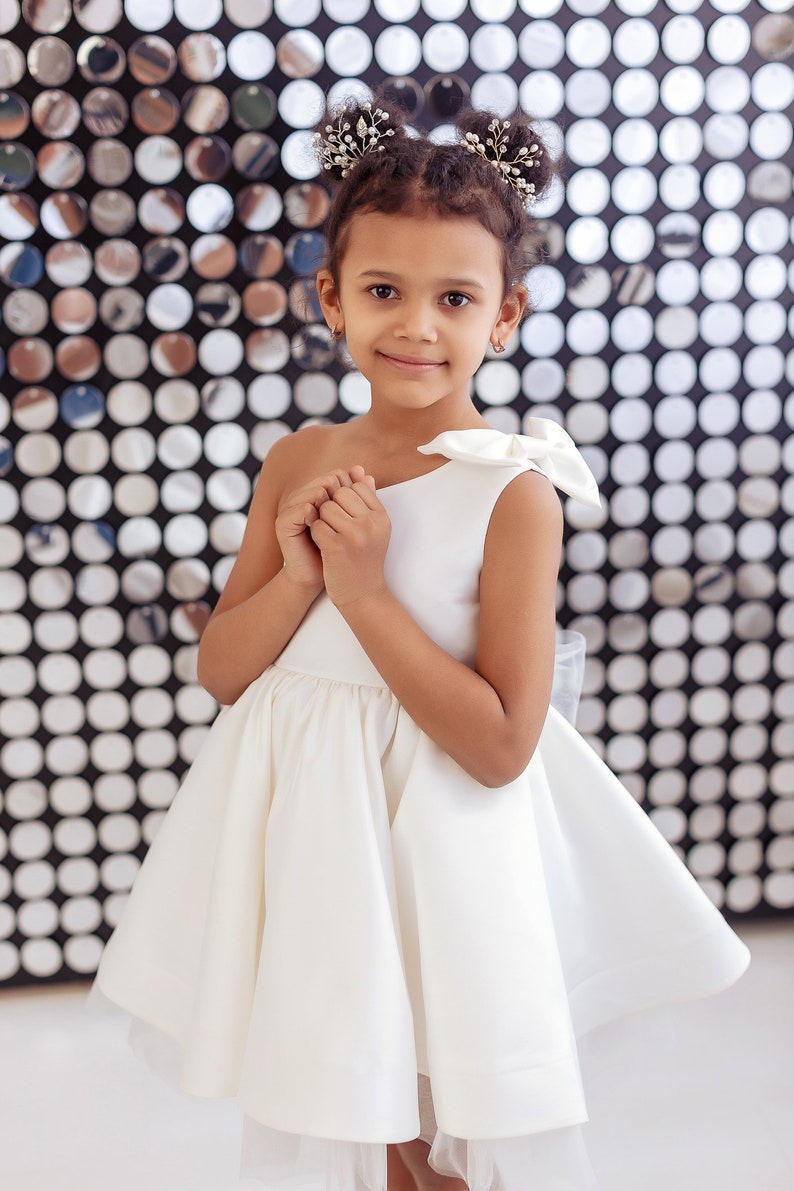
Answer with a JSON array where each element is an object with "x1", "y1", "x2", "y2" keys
[
  {"x1": 314, "y1": 103, "x2": 395, "y2": 177},
  {"x1": 314, "y1": 105, "x2": 542, "y2": 205},
  {"x1": 461, "y1": 120, "x2": 542, "y2": 205}
]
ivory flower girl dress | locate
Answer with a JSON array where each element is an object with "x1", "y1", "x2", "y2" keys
[{"x1": 90, "y1": 420, "x2": 751, "y2": 1191}]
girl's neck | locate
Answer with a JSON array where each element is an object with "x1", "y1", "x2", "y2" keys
[{"x1": 356, "y1": 398, "x2": 488, "y2": 450}]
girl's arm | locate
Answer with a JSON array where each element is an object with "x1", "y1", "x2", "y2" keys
[
  {"x1": 310, "y1": 469, "x2": 563, "y2": 788},
  {"x1": 197, "y1": 434, "x2": 367, "y2": 705}
]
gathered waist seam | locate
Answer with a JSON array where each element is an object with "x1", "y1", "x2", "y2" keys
[{"x1": 271, "y1": 661, "x2": 391, "y2": 692}]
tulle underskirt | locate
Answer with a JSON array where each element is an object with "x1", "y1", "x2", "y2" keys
[{"x1": 85, "y1": 977, "x2": 790, "y2": 1191}]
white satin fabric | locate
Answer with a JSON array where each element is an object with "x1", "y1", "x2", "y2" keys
[
  {"x1": 88, "y1": 423, "x2": 751, "y2": 1190},
  {"x1": 418, "y1": 420, "x2": 602, "y2": 509}
]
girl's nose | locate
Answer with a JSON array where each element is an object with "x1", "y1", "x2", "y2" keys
[{"x1": 395, "y1": 303, "x2": 438, "y2": 342}]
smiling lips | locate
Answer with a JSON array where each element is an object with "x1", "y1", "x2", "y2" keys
[{"x1": 378, "y1": 351, "x2": 445, "y2": 372}]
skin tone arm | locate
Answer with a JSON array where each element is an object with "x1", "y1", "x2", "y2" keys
[
  {"x1": 310, "y1": 467, "x2": 564, "y2": 788},
  {"x1": 196, "y1": 432, "x2": 370, "y2": 705}
]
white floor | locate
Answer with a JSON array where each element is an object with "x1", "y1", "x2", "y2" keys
[{"x1": 1, "y1": 920, "x2": 792, "y2": 1191}]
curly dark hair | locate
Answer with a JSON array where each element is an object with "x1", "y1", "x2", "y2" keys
[{"x1": 314, "y1": 94, "x2": 556, "y2": 296}]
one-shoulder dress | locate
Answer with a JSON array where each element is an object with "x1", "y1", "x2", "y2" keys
[{"x1": 89, "y1": 421, "x2": 751, "y2": 1191}]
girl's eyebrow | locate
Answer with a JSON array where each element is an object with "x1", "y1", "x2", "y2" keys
[{"x1": 357, "y1": 269, "x2": 486, "y2": 292}]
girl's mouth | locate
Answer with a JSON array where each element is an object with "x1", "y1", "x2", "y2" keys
[{"x1": 378, "y1": 352, "x2": 444, "y2": 372}]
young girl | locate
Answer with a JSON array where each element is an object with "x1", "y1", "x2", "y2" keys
[{"x1": 91, "y1": 98, "x2": 750, "y2": 1191}]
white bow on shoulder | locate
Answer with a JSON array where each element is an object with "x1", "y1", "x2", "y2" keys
[{"x1": 418, "y1": 417, "x2": 602, "y2": 509}]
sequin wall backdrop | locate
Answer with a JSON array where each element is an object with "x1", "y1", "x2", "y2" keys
[{"x1": 0, "y1": 0, "x2": 792, "y2": 987}]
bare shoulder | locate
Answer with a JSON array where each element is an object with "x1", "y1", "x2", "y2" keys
[
  {"x1": 259, "y1": 423, "x2": 348, "y2": 502},
  {"x1": 261, "y1": 423, "x2": 336, "y2": 475},
  {"x1": 486, "y1": 467, "x2": 564, "y2": 553}
]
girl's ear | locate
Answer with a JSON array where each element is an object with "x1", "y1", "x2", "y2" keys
[
  {"x1": 493, "y1": 283, "x2": 529, "y2": 344},
  {"x1": 316, "y1": 269, "x2": 342, "y2": 330}
]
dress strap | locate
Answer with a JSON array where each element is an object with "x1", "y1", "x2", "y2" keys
[{"x1": 417, "y1": 418, "x2": 602, "y2": 509}]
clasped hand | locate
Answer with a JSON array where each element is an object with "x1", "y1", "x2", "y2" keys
[{"x1": 275, "y1": 465, "x2": 391, "y2": 608}]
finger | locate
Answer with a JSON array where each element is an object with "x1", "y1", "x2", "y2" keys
[
  {"x1": 332, "y1": 467, "x2": 369, "y2": 486},
  {"x1": 309, "y1": 522, "x2": 336, "y2": 554},
  {"x1": 294, "y1": 467, "x2": 364, "y2": 501},
  {"x1": 318, "y1": 500, "x2": 353, "y2": 529},
  {"x1": 348, "y1": 479, "x2": 382, "y2": 510},
  {"x1": 279, "y1": 501, "x2": 318, "y2": 534},
  {"x1": 311, "y1": 469, "x2": 363, "y2": 505},
  {"x1": 331, "y1": 486, "x2": 370, "y2": 515},
  {"x1": 313, "y1": 476, "x2": 341, "y2": 504},
  {"x1": 328, "y1": 469, "x2": 356, "y2": 489},
  {"x1": 282, "y1": 483, "x2": 331, "y2": 513}
]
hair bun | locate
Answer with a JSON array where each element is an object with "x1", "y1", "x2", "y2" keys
[
  {"x1": 314, "y1": 98, "x2": 408, "y2": 184},
  {"x1": 455, "y1": 109, "x2": 555, "y2": 205}
]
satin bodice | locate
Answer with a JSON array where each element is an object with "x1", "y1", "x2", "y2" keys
[{"x1": 273, "y1": 420, "x2": 601, "y2": 688}]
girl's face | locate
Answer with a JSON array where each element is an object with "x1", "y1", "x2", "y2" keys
[{"x1": 317, "y1": 211, "x2": 526, "y2": 421}]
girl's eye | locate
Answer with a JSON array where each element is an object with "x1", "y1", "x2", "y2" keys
[
  {"x1": 443, "y1": 292, "x2": 470, "y2": 308},
  {"x1": 370, "y1": 284, "x2": 396, "y2": 300}
]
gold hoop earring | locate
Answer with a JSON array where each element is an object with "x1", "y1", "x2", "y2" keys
[
  {"x1": 492, "y1": 339, "x2": 505, "y2": 354},
  {"x1": 331, "y1": 324, "x2": 344, "y2": 340}
]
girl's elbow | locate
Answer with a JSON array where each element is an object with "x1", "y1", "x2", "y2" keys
[
  {"x1": 196, "y1": 666, "x2": 228, "y2": 704},
  {"x1": 200, "y1": 675, "x2": 239, "y2": 706},
  {"x1": 196, "y1": 645, "x2": 236, "y2": 705},
  {"x1": 473, "y1": 728, "x2": 543, "y2": 789},
  {"x1": 476, "y1": 755, "x2": 530, "y2": 789},
  {"x1": 196, "y1": 650, "x2": 214, "y2": 698}
]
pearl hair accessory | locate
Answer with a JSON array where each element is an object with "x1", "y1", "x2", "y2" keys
[
  {"x1": 314, "y1": 106, "x2": 542, "y2": 206},
  {"x1": 462, "y1": 120, "x2": 542, "y2": 205},
  {"x1": 314, "y1": 103, "x2": 395, "y2": 177}
]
